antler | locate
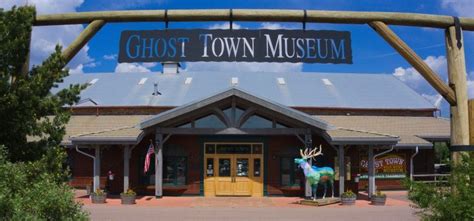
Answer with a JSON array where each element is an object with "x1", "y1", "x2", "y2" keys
[{"x1": 300, "y1": 145, "x2": 323, "y2": 159}]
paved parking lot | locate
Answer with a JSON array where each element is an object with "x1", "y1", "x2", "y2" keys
[{"x1": 79, "y1": 191, "x2": 420, "y2": 221}]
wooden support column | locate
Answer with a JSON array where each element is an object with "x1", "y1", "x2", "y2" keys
[
  {"x1": 93, "y1": 146, "x2": 101, "y2": 191},
  {"x1": 304, "y1": 133, "x2": 313, "y2": 199},
  {"x1": 155, "y1": 133, "x2": 164, "y2": 198},
  {"x1": 338, "y1": 145, "x2": 345, "y2": 196},
  {"x1": 469, "y1": 100, "x2": 474, "y2": 145},
  {"x1": 61, "y1": 20, "x2": 106, "y2": 65},
  {"x1": 370, "y1": 21, "x2": 456, "y2": 105},
  {"x1": 123, "y1": 145, "x2": 130, "y2": 193},
  {"x1": 367, "y1": 146, "x2": 375, "y2": 198},
  {"x1": 21, "y1": 31, "x2": 32, "y2": 75},
  {"x1": 446, "y1": 25, "x2": 470, "y2": 164}
]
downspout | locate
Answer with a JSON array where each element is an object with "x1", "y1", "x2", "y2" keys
[
  {"x1": 371, "y1": 145, "x2": 394, "y2": 193},
  {"x1": 410, "y1": 146, "x2": 419, "y2": 181},
  {"x1": 75, "y1": 145, "x2": 96, "y2": 193}
]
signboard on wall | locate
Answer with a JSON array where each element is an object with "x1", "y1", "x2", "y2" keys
[
  {"x1": 118, "y1": 29, "x2": 352, "y2": 64},
  {"x1": 359, "y1": 153, "x2": 407, "y2": 179}
]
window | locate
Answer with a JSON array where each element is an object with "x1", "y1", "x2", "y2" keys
[
  {"x1": 241, "y1": 114, "x2": 273, "y2": 128},
  {"x1": 280, "y1": 157, "x2": 302, "y2": 187},
  {"x1": 195, "y1": 114, "x2": 226, "y2": 128},
  {"x1": 163, "y1": 157, "x2": 187, "y2": 186}
]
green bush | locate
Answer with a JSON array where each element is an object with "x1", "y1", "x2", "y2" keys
[
  {"x1": 406, "y1": 155, "x2": 474, "y2": 221},
  {"x1": 0, "y1": 146, "x2": 88, "y2": 220}
]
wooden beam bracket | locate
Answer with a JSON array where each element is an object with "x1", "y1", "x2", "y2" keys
[
  {"x1": 369, "y1": 21, "x2": 456, "y2": 105},
  {"x1": 62, "y1": 19, "x2": 106, "y2": 65}
]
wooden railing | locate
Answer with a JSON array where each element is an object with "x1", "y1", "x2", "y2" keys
[{"x1": 412, "y1": 174, "x2": 450, "y2": 184}]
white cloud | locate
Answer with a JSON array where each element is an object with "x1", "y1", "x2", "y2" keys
[
  {"x1": 103, "y1": 54, "x2": 117, "y2": 60},
  {"x1": 115, "y1": 63, "x2": 151, "y2": 73},
  {"x1": 394, "y1": 56, "x2": 474, "y2": 116},
  {"x1": 441, "y1": 0, "x2": 474, "y2": 17},
  {"x1": 0, "y1": 0, "x2": 93, "y2": 72},
  {"x1": 69, "y1": 64, "x2": 84, "y2": 74},
  {"x1": 184, "y1": 22, "x2": 303, "y2": 73}
]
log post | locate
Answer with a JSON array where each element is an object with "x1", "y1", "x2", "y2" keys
[
  {"x1": 369, "y1": 21, "x2": 456, "y2": 105},
  {"x1": 445, "y1": 25, "x2": 470, "y2": 164},
  {"x1": 61, "y1": 20, "x2": 106, "y2": 65},
  {"x1": 338, "y1": 145, "x2": 345, "y2": 196},
  {"x1": 469, "y1": 99, "x2": 474, "y2": 145},
  {"x1": 155, "y1": 133, "x2": 163, "y2": 198},
  {"x1": 123, "y1": 145, "x2": 130, "y2": 193},
  {"x1": 304, "y1": 134, "x2": 313, "y2": 199}
]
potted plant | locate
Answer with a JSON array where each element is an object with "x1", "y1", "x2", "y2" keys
[
  {"x1": 91, "y1": 189, "x2": 107, "y2": 204},
  {"x1": 340, "y1": 190, "x2": 357, "y2": 205},
  {"x1": 371, "y1": 190, "x2": 386, "y2": 205},
  {"x1": 121, "y1": 189, "x2": 137, "y2": 205}
]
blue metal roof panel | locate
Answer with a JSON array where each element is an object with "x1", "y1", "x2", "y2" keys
[{"x1": 54, "y1": 71, "x2": 435, "y2": 109}]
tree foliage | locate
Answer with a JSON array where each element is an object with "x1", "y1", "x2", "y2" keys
[
  {"x1": 0, "y1": 6, "x2": 88, "y2": 220},
  {"x1": 0, "y1": 6, "x2": 84, "y2": 162},
  {"x1": 406, "y1": 155, "x2": 474, "y2": 221}
]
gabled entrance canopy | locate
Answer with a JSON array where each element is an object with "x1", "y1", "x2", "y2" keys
[{"x1": 140, "y1": 87, "x2": 333, "y2": 135}]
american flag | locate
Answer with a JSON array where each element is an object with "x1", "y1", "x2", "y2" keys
[{"x1": 144, "y1": 143, "x2": 154, "y2": 173}]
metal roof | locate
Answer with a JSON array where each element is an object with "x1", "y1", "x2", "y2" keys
[{"x1": 54, "y1": 71, "x2": 436, "y2": 110}]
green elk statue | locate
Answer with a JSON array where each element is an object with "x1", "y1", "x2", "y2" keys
[{"x1": 294, "y1": 145, "x2": 335, "y2": 200}]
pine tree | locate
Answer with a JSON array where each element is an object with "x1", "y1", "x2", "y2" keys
[{"x1": 0, "y1": 6, "x2": 84, "y2": 162}]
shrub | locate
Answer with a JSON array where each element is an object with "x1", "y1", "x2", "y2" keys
[
  {"x1": 0, "y1": 146, "x2": 88, "y2": 220},
  {"x1": 121, "y1": 189, "x2": 136, "y2": 196},
  {"x1": 406, "y1": 155, "x2": 474, "y2": 220},
  {"x1": 341, "y1": 190, "x2": 356, "y2": 198}
]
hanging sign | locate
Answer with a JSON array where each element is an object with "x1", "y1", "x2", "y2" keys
[
  {"x1": 118, "y1": 29, "x2": 352, "y2": 64},
  {"x1": 359, "y1": 153, "x2": 407, "y2": 179}
]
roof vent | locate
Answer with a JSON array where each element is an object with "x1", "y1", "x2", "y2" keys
[
  {"x1": 152, "y1": 82, "x2": 162, "y2": 96},
  {"x1": 231, "y1": 77, "x2": 238, "y2": 85},
  {"x1": 162, "y1": 62, "x2": 181, "y2": 74},
  {"x1": 184, "y1": 77, "x2": 192, "y2": 85},
  {"x1": 138, "y1": 78, "x2": 148, "y2": 85},
  {"x1": 322, "y1": 78, "x2": 333, "y2": 86},
  {"x1": 88, "y1": 78, "x2": 99, "y2": 85},
  {"x1": 277, "y1": 77, "x2": 286, "y2": 85}
]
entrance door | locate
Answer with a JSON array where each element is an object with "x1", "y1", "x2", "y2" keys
[
  {"x1": 204, "y1": 143, "x2": 264, "y2": 197},
  {"x1": 215, "y1": 155, "x2": 252, "y2": 196},
  {"x1": 233, "y1": 155, "x2": 252, "y2": 196},
  {"x1": 215, "y1": 155, "x2": 233, "y2": 195}
]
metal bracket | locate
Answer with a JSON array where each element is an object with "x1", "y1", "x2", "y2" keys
[
  {"x1": 164, "y1": 9, "x2": 169, "y2": 29},
  {"x1": 303, "y1": 10, "x2": 307, "y2": 31},
  {"x1": 450, "y1": 145, "x2": 474, "y2": 152},
  {"x1": 452, "y1": 16, "x2": 462, "y2": 49},
  {"x1": 229, "y1": 9, "x2": 233, "y2": 30}
]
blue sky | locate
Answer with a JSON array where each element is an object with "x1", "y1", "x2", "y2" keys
[{"x1": 1, "y1": 0, "x2": 473, "y2": 115}]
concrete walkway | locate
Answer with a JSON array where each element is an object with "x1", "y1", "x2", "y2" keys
[{"x1": 78, "y1": 190, "x2": 420, "y2": 221}]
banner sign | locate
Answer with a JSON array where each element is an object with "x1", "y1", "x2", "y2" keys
[
  {"x1": 359, "y1": 153, "x2": 407, "y2": 179},
  {"x1": 118, "y1": 29, "x2": 352, "y2": 64}
]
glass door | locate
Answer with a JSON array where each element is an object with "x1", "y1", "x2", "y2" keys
[
  {"x1": 215, "y1": 155, "x2": 233, "y2": 196},
  {"x1": 233, "y1": 155, "x2": 252, "y2": 196}
]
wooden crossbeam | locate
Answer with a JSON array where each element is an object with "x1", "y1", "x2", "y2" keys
[
  {"x1": 369, "y1": 21, "x2": 456, "y2": 105},
  {"x1": 34, "y1": 9, "x2": 474, "y2": 31},
  {"x1": 61, "y1": 20, "x2": 106, "y2": 64}
]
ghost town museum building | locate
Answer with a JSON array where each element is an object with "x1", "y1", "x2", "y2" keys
[{"x1": 59, "y1": 63, "x2": 449, "y2": 198}]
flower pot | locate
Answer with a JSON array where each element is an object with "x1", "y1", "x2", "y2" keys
[
  {"x1": 371, "y1": 196, "x2": 386, "y2": 205},
  {"x1": 341, "y1": 196, "x2": 356, "y2": 205},
  {"x1": 91, "y1": 194, "x2": 106, "y2": 204},
  {"x1": 121, "y1": 195, "x2": 136, "y2": 205}
]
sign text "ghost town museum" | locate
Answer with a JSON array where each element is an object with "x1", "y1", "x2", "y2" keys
[{"x1": 118, "y1": 29, "x2": 352, "y2": 64}]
